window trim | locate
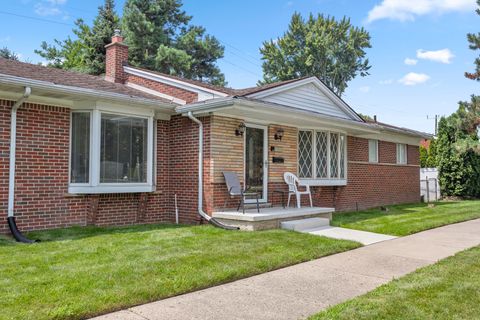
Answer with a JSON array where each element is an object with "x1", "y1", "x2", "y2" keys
[
  {"x1": 298, "y1": 129, "x2": 347, "y2": 186},
  {"x1": 68, "y1": 108, "x2": 155, "y2": 194},
  {"x1": 368, "y1": 139, "x2": 379, "y2": 163},
  {"x1": 396, "y1": 143, "x2": 407, "y2": 165}
]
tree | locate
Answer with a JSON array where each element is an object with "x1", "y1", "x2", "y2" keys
[
  {"x1": 437, "y1": 95, "x2": 480, "y2": 197},
  {"x1": 0, "y1": 47, "x2": 19, "y2": 61},
  {"x1": 259, "y1": 13, "x2": 371, "y2": 96},
  {"x1": 35, "y1": 0, "x2": 119, "y2": 75},
  {"x1": 465, "y1": 0, "x2": 480, "y2": 81},
  {"x1": 122, "y1": 0, "x2": 225, "y2": 85},
  {"x1": 420, "y1": 139, "x2": 438, "y2": 168}
]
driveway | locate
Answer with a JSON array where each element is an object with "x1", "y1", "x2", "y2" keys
[{"x1": 92, "y1": 218, "x2": 480, "y2": 320}]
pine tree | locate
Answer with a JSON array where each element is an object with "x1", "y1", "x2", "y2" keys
[
  {"x1": 122, "y1": 0, "x2": 225, "y2": 85},
  {"x1": 0, "y1": 47, "x2": 19, "y2": 61},
  {"x1": 35, "y1": 0, "x2": 119, "y2": 75},
  {"x1": 259, "y1": 13, "x2": 371, "y2": 96},
  {"x1": 465, "y1": 0, "x2": 480, "y2": 81}
]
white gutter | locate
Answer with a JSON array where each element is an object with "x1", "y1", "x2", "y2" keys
[
  {"x1": 8, "y1": 86, "x2": 31, "y2": 217},
  {"x1": 186, "y1": 111, "x2": 238, "y2": 230},
  {"x1": 0, "y1": 74, "x2": 175, "y2": 109},
  {"x1": 178, "y1": 97, "x2": 379, "y2": 134}
]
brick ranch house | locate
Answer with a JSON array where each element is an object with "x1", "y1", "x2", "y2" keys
[{"x1": 0, "y1": 33, "x2": 431, "y2": 235}]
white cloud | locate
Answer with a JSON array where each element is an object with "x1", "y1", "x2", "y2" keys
[
  {"x1": 379, "y1": 79, "x2": 394, "y2": 85},
  {"x1": 0, "y1": 36, "x2": 11, "y2": 43},
  {"x1": 359, "y1": 86, "x2": 371, "y2": 93},
  {"x1": 399, "y1": 72, "x2": 430, "y2": 85},
  {"x1": 416, "y1": 48, "x2": 454, "y2": 64},
  {"x1": 285, "y1": 1, "x2": 294, "y2": 7},
  {"x1": 366, "y1": 0, "x2": 475, "y2": 23},
  {"x1": 404, "y1": 58, "x2": 418, "y2": 65},
  {"x1": 35, "y1": 0, "x2": 67, "y2": 16}
]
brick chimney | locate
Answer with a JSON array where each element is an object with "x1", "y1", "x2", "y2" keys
[{"x1": 105, "y1": 29, "x2": 128, "y2": 83}]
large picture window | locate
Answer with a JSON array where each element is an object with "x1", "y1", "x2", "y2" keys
[
  {"x1": 100, "y1": 114, "x2": 148, "y2": 183},
  {"x1": 69, "y1": 109, "x2": 154, "y2": 193},
  {"x1": 298, "y1": 130, "x2": 347, "y2": 182}
]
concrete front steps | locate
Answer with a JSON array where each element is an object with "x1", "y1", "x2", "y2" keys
[{"x1": 281, "y1": 217, "x2": 330, "y2": 232}]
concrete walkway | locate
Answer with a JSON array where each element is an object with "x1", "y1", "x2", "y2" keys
[
  {"x1": 92, "y1": 219, "x2": 480, "y2": 320},
  {"x1": 305, "y1": 226, "x2": 397, "y2": 245}
]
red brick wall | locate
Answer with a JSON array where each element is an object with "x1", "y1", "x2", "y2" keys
[
  {"x1": 127, "y1": 74, "x2": 198, "y2": 104},
  {"x1": 0, "y1": 96, "x2": 421, "y2": 233},
  {"x1": 105, "y1": 42, "x2": 128, "y2": 83},
  {"x1": 0, "y1": 100, "x2": 175, "y2": 233},
  {"x1": 309, "y1": 137, "x2": 420, "y2": 211}
]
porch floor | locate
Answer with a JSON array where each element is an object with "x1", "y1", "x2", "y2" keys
[{"x1": 212, "y1": 206, "x2": 334, "y2": 231}]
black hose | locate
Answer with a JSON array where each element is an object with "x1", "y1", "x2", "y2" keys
[
  {"x1": 210, "y1": 218, "x2": 240, "y2": 230},
  {"x1": 7, "y1": 217, "x2": 37, "y2": 243}
]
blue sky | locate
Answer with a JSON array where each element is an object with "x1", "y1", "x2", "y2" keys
[{"x1": 0, "y1": 0, "x2": 479, "y2": 133}]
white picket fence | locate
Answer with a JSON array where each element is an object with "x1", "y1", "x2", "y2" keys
[{"x1": 420, "y1": 168, "x2": 441, "y2": 202}]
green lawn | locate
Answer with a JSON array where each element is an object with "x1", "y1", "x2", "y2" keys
[
  {"x1": 0, "y1": 224, "x2": 359, "y2": 320},
  {"x1": 332, "y1": 200, "x2": 480, "y2": 236},
  {"x1": 310, "y1": 246, "x2": 480, "y2": 320}
]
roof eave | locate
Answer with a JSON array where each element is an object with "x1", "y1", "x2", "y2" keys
[{"x1": 0, "y1": 73, "x2": 176, "y2": 109}]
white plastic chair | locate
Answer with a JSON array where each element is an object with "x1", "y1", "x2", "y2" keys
[{"x1": 283, "y1": 172, "x2": 313, "y2": 208}]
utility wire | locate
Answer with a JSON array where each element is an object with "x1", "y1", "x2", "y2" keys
[{"x1": 0, "y1": 10, "x2": 74, "y2": 27}]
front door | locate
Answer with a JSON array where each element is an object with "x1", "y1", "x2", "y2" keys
[{"x1": 244, "y1": 124, "x2": 268, "y2": 202}]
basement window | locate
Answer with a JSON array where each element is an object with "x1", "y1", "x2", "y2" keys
[
  {"x1": 298, "y1": 130, "x2": 347, "y2": 186},
  {"x1": 69, "y1": 109, "x2": 154, "y2": 194}
]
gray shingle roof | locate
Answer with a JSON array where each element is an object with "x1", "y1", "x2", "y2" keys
[{"x1": 0, "y1": 58, "x2": 172, "y2": 103}]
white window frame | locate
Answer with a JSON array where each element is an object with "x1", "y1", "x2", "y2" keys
[
  {"x1": 298, "y1": 130, "x2": 347, "y2": 186},
  {"x1": 396, "y1": 143, "x2": 407, "y2": 165},
  {"x1": 68, "y1": 106, "x2": 155, "y2": 194},
  {"x1": 368, "y1": 139, "x2": 379, "y2": 163}
]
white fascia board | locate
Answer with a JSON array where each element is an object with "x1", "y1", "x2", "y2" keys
[
  {"x1": 0, "y1": 73, "x2": 174, "y2": 109},
  {"x1": 0, "y1": 89, "x2": 74, "y2": 108},
  {"x1": 126, "y1": 82, "x2": 186, "y2": 105},
  {"x1": 246, "y1": 77, "x2": 364, "y2": 122},
  {"x1": 179, "y1": 97, "x2": 379, "y2": 135},
  {"x1": 124, "y1": 66, "x2": 229, "y2": 99}
]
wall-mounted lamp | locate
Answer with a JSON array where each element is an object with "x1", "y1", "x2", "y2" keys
[
  {"x1": 274, "y1": 128, "x2": 284, "y2": 141},
  {"x1": 235, "y1": 122, "x2": 246, "y2": 136}
]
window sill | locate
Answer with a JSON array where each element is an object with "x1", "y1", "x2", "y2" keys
[
  {"x1": 299, "y1": 179, "x2": 347, "y2": 186},
  {"x1": 68, "y1": 185, "x2": 156, "y2": 194}
]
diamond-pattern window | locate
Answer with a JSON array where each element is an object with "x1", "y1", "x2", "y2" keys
[
  {"x1": 339, "y1": 134, "x2": 346, "y2": 178},
  {"x1": 315, "y1": 131, "x2": 328, "y2": 178},
  {"x1": 298, "y1": 130, "x2": 313, "y2": 178},
  {"x1": 297, "y1": 130, "x2": 346, "y2": 180},
  {"x1": 330, "y1": 133, "x2": 339, "y2": 178}
]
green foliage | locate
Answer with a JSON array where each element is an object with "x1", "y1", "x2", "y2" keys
[
  {"x1": 420, "y1": 145, "x2": 428, "y2": 167},
  {"x1": 122, "y1": 0, "x2": 225, "y2": 85},
  {"x1": 420, "y1": 139, "x2": 438, "y2": 168},
  {"x1": 35, "y1": 0, "x2": 119, "y2": 75},
  {"x1": 437, "y1": 95, "x2": 480, "y2": 197},
  {"x1": 465, "y1": 0, "x2": 480, "y2": 80},
  {"x1": 0, "y1": 47, "x2": 19, "y2": 61},
  {"x1": 259, "y1": 12, "x2": 371, "y2": 96},
  {"x1": 358, "y1": 113, "x2": 373, "y2": 121}
]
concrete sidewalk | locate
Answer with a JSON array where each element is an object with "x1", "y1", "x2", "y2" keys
[{"x1": 92, "y1": 219, "x2": 480, "y2": 320}]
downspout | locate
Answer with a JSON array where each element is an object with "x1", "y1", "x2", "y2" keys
[
  {"x1": 7, "y1": 87, "x2": 36, "y2": 243},
  {"x1": 187, "y1": 112, "x2": 238, "y2": 230}
]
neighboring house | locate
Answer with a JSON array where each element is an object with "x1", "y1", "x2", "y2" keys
[{"x1": 0, "y1": 33, "x2": 431, "y2": 234}]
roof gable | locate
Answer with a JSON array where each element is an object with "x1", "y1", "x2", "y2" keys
[{"x1": 245, "y1": 77, "x2": 363, "y2": 121}]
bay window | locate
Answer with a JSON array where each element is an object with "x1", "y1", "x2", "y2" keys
[
  {"x1": 298, "y1": 130, "x2": 347, "y2": 185},
  {"x1": 69, "y1": 108, "x2": 154, "y2": 193}
]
